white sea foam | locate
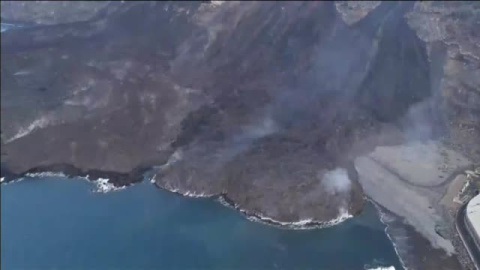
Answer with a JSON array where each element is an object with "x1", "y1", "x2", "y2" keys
[
  {"x1": 245, "y1": 210, "x2": 352, "y2": 230},
  {"x1": 162, "y1": 185, "x2": 353, "y2": 229},
  {"x1": 1, "y1": 171, "x2": 65, "y2": 185},
  {"x1": 322, "y1": 207, "x2": 353, "y2": 227},
  {"x1": 182, "y1": 191, "x2": 211, "y2": 198},
  {"x1": 92, "y1": 177, "x2": 126, "y2": 193},
  {"x1": 1, "y1": 177, "x2": 4, "y2": 183},
  {"x1": 25, "y1": 172, "x2": 66, "y2": 178},
  {"x1": 159, "y1": 182, "x2": 354, "y2": 229},
  {"x1": 217, "y1": 195, "x2": 352, "y2": 229},
  {"x1": 370, "y1": 199, "x2": 409, "y2": 270},
  {"x1": 166, "y1": 186, "x2": 212, "y2": 198},
  {"x1": 1, "y1": 177, "x2": 25, "y2": 185},
  {"x1": 248, "y1": 215, "x2": 314, "y2": 227},
  {"x1": 365, "y1": 267, "x2": 395, "y2": 270},
  {"x1": 2, "y1": 172, "x2": 128, "y2": 193}
]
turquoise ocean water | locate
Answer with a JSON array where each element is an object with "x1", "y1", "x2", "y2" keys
[{"x1": 1, "y1": 177, "x2": 402, "y2": 269}]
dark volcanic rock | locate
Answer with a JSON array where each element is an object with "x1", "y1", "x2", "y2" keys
[
  {"x1": 0, "y1": 1, "x2": 440, "y2": 224},
  {"x1": 406, "y1": 2, "x2": 480, "y2": 162},
  {"x1": 2, "y1": 1, "x2": 207, "y2": 175}
]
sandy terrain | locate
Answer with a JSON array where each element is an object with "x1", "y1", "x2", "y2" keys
[{"x1": 355, "y1": 140, "x2": 472, "y2": 255}]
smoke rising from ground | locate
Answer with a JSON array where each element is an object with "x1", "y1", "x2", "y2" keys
[{"x1": 321, "y1": 168, "x2": 352, "y2": 195}]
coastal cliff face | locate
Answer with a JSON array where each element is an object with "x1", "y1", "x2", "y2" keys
[{"x1": 0, "y1": 1, "x2": 477, "y2": 228}]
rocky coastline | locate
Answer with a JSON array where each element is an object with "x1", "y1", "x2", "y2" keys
[
  {"x1": 2, "y1": 1, "x2": 480, "y2": 269},
  {"x1": 0, "y1": 163, "x2": 147, "y2": 187}
]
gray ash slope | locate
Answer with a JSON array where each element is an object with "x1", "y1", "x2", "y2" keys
[{"x1": 1, "y1": 0, "x2": 478, "y2": 237}]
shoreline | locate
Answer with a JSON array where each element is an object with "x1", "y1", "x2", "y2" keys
[
  {"x1": 369, "y1": 199, "x2": 409, "y2": 270},
  {"x1": 154, "y1": 181, "x2": 354, "y2": 230},
  {"x1": 1, "y1": 156, "x2": 469, "y2": 269},
  {"x1": 1, "y1": 170, "x2": 354, "y2": 230},
  {"x1": 1, "y1": 172, "x2": 400, "y2": 270},
  {"x1": 0, "y1": 163, "x2": 147, "y2": 188},
  {"x1": 0, "y1": 172, "x2": 128, "y2": 193},
  {"x1": 2, "y1": 170, "x2": 440, "y2": 270}
]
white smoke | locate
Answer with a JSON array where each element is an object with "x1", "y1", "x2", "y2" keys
[
  {"x1": 219, "y1": 113, "x2": 278, "y2": 162},
  {"x1": 240, "y1": 115, "x2": 278, "y2": 140},
  {"x1": 321, "y1": 168, "x2": 351, "y2": 195},
  {"x1": 6, "y1": 115, "x2": 52, "y2": 143}
]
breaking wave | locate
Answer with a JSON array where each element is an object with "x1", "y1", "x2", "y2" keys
[
  {"x1": 25, "y1": 172, "x2": 67, "y2": 178},
  {"x1": 154, "y1": 183, "x2": 353, "y2": 230},
  {"x1": 365, "y1": 266, "x2": 396, "y2": 270},
  {"x1": 371, "y1": 200, "x2": 410, "y2": 270},
  {"x1": 2, "y1": 172, "x2": 127, "y2": 193},
  {"x1": 91, "y1": 177, "x2": 126, "y2": 193}
]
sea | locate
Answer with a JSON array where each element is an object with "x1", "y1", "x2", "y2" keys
[{"x1": 1, "y1": 176, "x2": 402, "y2": 270}]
